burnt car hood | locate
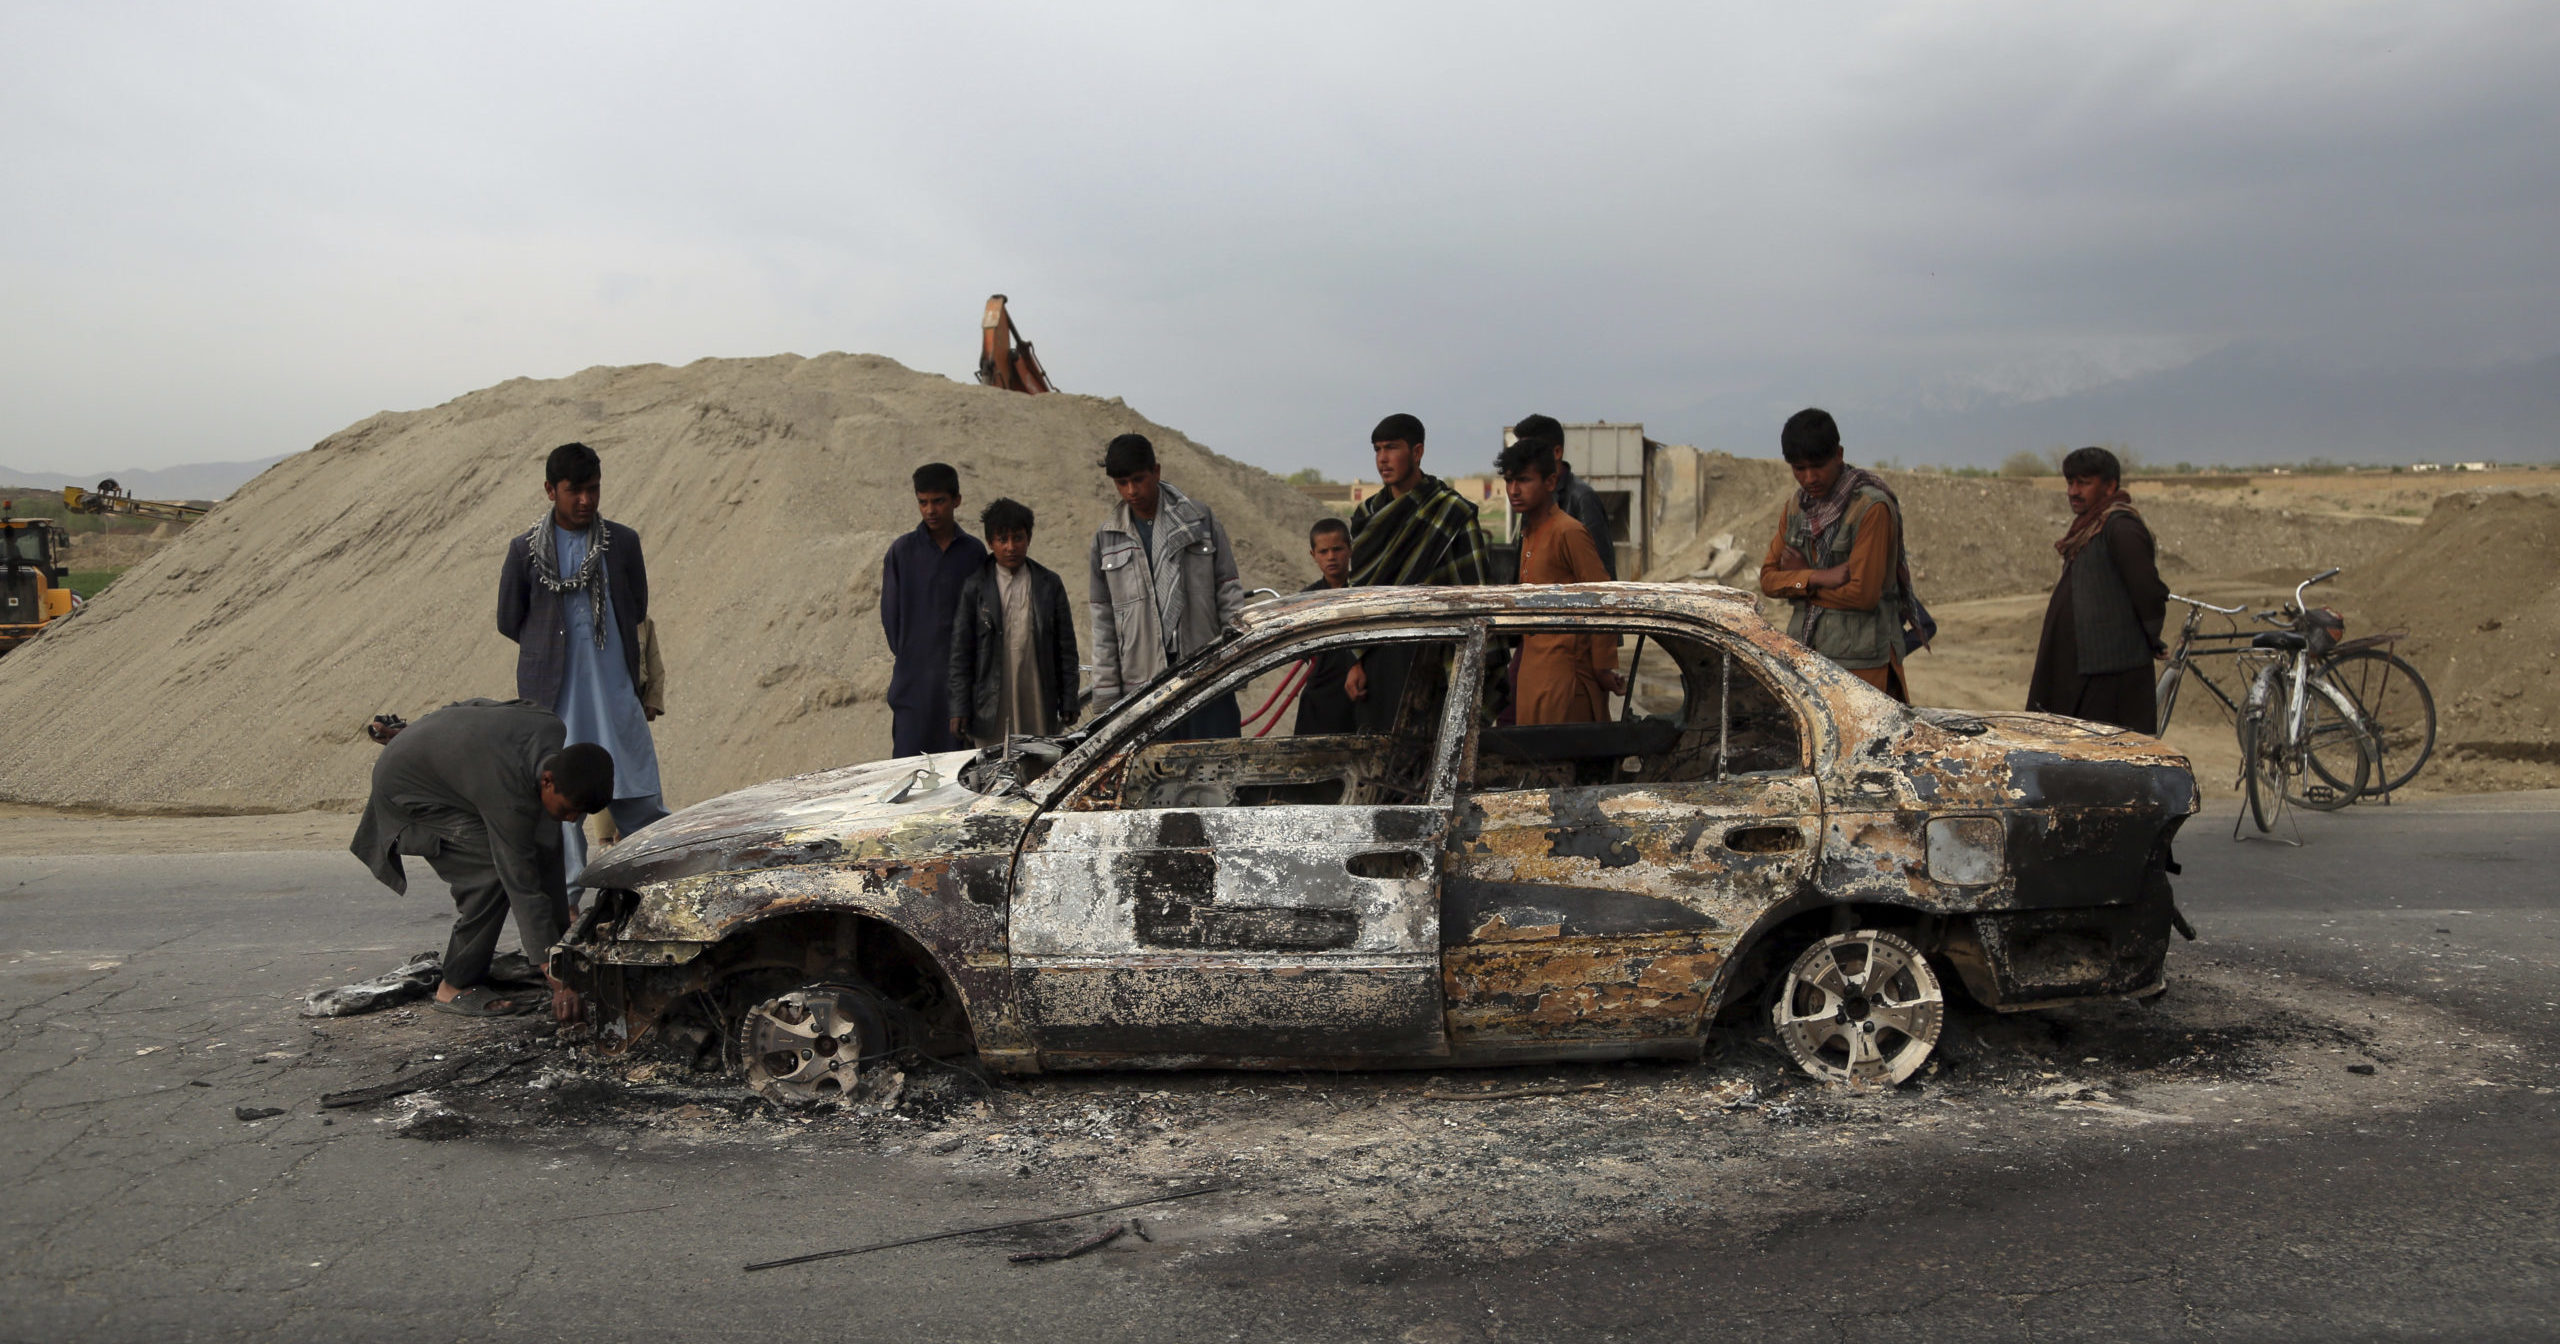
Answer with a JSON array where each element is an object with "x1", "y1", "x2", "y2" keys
[{"x1": 576, "y1": 750, "x2": 1014, "y2": 890}]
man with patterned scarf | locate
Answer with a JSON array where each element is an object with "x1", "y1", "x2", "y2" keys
[
  {"x1": 498, "y1": 442, "x2": 667, "y2": 879},
  {"x1": 2027, "y1": 446, "x2": 2168, "y2": 732},
  {"x1": 1344, "y1": 412, "x2": 1490, "y2": 728},
  {"x1": 1758, "y1": 408, "x2": 1919, "y2": 702}
]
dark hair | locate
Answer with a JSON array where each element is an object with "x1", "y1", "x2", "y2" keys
[
  {"x1": 1309, "y1": 517, "x2": 1350, "y2": 545},
  {"x1": 1511, "y1": 413, "x2": 1563, "y2": 447},
  {"x1": 912, "y1": 463, "x2": 961, "y2": 497},
  {"x1": 1371, "y1": 413, "x2": 1426, "y2": 447},
  {"x1": 1779, "y1": 409, "x2": 1842, "y2": 466},
  {"x1": 1103, "y1": 433, "x2": 1157, "y2": 478},
  {"x1": 1495, "y1": 436, "x2": 1559, "y2": 479},
  {"x1": 2061, "y1": 446, "x2": 2122, "y2": 484},
  {"x1": 980, "y1": 497, "x2": 1035, "y2": 537},
  {"x1": 539, "y1": 743, "x2": 616, "y2": 814},
  {"x1": 545, "y1": 442, "x2": 601, "y2": 486}
]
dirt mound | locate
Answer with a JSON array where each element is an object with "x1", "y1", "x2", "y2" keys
[
  {"x1": 0, "y1": 353, "x2": 1328, "y2": 813},
  {"x1": 1656, "y1": 453, "x2": 2414, "y2": 604},
  {"x1": 2358, "y1": 490, "x2": 2560, "y2": 792}
]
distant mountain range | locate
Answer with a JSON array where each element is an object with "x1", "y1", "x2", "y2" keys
[
  {"x1": 1862, "y1": 349, "x2": 2560, "y2": 469},
  {"x1": 0, "y1": 454, "x2": 291, "y2": 502}
]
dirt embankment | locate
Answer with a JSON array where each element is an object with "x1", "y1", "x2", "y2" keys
[
  {"x1": 0, "y1": 354, "x2": 1328, "y2": 813},
  {"x1": 1661, "y1": 452, "x2": 2414, "y2": 603},
  {"x1": 2358, "y1": 491, "x2": 2560, "y2": 791}
]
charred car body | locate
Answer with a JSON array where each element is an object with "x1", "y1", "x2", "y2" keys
[{"x1": 555, "y1": 583, "x2": 2197, "y2": 1093}]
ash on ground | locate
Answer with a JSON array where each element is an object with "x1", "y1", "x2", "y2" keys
[{"x1": 296, "y1": 962, "x2": 2517, "y2": 1257}]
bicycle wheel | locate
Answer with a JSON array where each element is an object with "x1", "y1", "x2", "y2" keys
[
  {"x1": 2155, "y1": 659, "x2": 2186, "y2": 732},
  {"x1": 2290, "y1": 678, "x2": 2371, "y2": 811},
  {"x1": 2239, "y1": 674, "x2": 2278, "y2": 833},
  {"x1": 2321, "y1": 648, "x2": 2436, "y2": 793}
]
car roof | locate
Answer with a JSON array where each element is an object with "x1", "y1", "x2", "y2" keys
[{"x1": 1234, "y1": 581, "x2": 1765, "y2": 640}]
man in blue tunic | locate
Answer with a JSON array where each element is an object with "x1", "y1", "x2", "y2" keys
[
  {"x1": 497, "y1": 442, "x2": 668, "y2": 881},
  {"x1": 879, "y1": 462, "x2": 987, "y2": 758}
]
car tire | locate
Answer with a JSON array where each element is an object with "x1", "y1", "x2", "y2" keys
[{"x1": 1771, "y1": 928, "x2": 1945, "y2": 1087}]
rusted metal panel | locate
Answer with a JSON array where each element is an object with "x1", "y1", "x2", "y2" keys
[
  {"x1": 1017, "y1": 959, "x2": 1445, "y2": 1059},
  {"x1": 1441, "y1": 777, "x2": 1814, "y2": 1049}
]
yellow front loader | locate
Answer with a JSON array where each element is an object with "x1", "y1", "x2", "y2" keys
[{"x1": 0, "y1": 502, "x2": 77, "y2": 655}]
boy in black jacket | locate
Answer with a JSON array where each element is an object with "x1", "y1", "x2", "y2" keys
[{"x1": 949, "y1": 498, "x2": 1081, "y2": 747}]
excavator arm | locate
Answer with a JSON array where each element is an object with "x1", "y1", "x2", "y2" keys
[
  {"x1": 62, "y1": 480, "x2": 209, "y2": 524},
  {"x1": 977, "y1": 295, "x2": 1054, "y2": 395}
]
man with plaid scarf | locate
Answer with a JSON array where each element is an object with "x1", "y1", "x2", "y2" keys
[{"x1": 1344, "y1": 413, "x2": 1491, "y2": 727}]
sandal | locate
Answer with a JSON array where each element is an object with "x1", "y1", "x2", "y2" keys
[{"x1": 429, "y1": 986, "x2": 535, "y2": 1018}]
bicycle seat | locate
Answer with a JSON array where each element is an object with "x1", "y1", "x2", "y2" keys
[{"x1": 2252, "y1": 631, "x2": 2307, "y2": 651}]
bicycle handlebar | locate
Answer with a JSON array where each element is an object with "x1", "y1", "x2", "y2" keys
[
  {"x1": 2295, "y1": 567, "x2": 2341, "y2": 611},
  {"x1": 2169, "y1": 594, "x2": 2248, "y2": 615}
]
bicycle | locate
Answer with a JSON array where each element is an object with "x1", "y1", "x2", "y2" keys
[
  {"x1": 2315, "y1": 630, "x2": 2437, "y2": 796},
  {"x1": 2158, "y1": 568, "x2": 2437, "y2": 798},
  {"x1": 2154, "y1": 568, "x2": 2378, "y2": 832}
]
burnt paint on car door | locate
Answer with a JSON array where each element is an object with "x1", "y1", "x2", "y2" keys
[{"x1": 1008, "y1": 629, "x2": 1485, "y2": 1064}]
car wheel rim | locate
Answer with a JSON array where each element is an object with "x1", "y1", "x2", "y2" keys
[
  {"x1": 1771, "y1": 929, "x2": 1944, "y2": 1087},
  {"x1": 737, "y1": 987, "x2": 873, "y2": 1103}
]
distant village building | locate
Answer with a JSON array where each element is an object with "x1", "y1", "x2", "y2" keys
[
  {"x1": 2455, "y1": 461, "x2": 2490, "y2": 472},
  {"x1": 2409, "y1": 462, "x2": 2444, "y2": 473}
]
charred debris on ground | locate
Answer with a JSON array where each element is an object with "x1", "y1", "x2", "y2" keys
[{"x1": 281, "y1": 962, "x2": 2456, "y2": 1254}]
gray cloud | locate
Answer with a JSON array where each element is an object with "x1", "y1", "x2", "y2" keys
[{"x1": 4, "y1": 2, "x2": 2554, "y2": 481}]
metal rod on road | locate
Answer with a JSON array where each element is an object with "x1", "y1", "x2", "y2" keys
[{"x1": 742, "y1": 1183, "x2": 1231, "y2": 1272}]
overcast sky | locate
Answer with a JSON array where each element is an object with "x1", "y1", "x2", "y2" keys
[{"x1": 5, "y1": 2, "x2": 2555, "y2": 480}]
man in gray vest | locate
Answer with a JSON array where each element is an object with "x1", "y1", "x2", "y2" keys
[
  {"x1": 1757, "y1": 408, "x2": 1914, "y2": 701},
  {"x1": 2026, "y1": 446, "x2": 2169, "y2": 732}
]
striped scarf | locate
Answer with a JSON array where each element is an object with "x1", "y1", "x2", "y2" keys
[{"x1": 1349, "y1": 475, "x2": 1489, "y2": 587}]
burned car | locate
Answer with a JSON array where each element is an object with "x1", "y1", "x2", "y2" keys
[{"x1": 555, "y1": 583, "x2": 2196, "y2": 1094}]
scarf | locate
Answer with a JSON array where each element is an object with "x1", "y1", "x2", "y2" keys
[
  {"x1": 1349, "y1": 475, "x2": 1490, "y2": 587},
  {"x1": 2055, "y1": 488, "x2": 2138, "y2": 562},
  {"x1": 1793, "y1": 464, "x2": 1936, "y2": 652},
  {"x1": 1797, "y1": 465, "x2": 1895, "y2": 550},
  {"x1": 525, "y1": 513, "x2": 611, "y2": 649}
]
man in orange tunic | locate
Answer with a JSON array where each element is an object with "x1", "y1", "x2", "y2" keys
[{"x1": 1498, "y1": 437, "x2": 1621, "y2": 724}]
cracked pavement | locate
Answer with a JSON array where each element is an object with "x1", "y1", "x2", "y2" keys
[{"x1": 5, "y1": 795, "x2": 2558, "y2": 1342}]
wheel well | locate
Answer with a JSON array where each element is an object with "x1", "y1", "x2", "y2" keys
[
  {"x1": 1712, "y1": 900, "x2": 1961, "y2": 1024},
  {"x1": 703, "y1": 911, "x2": 975, "y2": 1054}
]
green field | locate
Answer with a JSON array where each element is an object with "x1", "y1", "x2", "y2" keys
[{"x1": 65, "y1": 569, "x2": 126, "y2": 598}]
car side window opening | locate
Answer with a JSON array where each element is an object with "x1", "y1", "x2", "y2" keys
[
  {"x1": 1467, "y1": 629, "x2": 1803, "y2": 792},
  {"x1": 1092, "y1": 635, "x2": 1465, "y2": 811}
]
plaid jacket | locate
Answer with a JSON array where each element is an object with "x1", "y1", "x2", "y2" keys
[
  {"x1": 496, "y1": 519, "x2": 649, "y2": 711},
  {"x1": 1349, "y1": 474, "x2": 1490, "y2": 587}
]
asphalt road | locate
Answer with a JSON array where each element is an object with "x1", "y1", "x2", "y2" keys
[{"x1": 4, "y1": 792, "x2": 2555, "y2": 1342}]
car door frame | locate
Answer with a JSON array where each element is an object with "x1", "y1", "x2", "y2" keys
[
  {"x1": 1009, "y1": 621, "x2": 1488, "y2": 1067},
  {"x1": 1441, "y1": 611, "x2": 1832, "y2": 1060}
]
